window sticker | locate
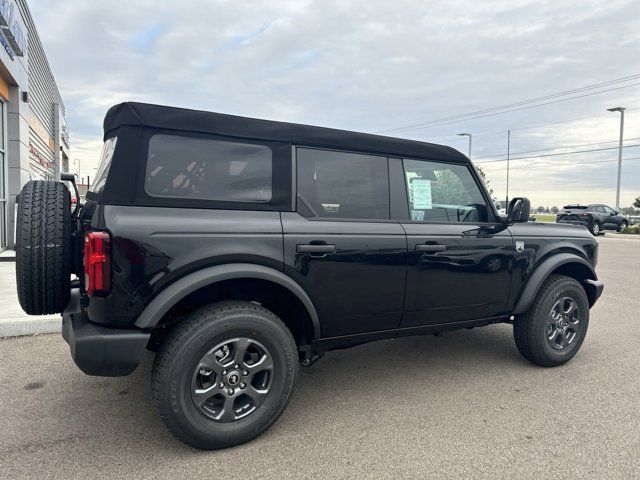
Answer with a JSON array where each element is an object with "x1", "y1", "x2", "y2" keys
[{"x1": 411, "y1": 179, "x2": 432, "y2": 209}]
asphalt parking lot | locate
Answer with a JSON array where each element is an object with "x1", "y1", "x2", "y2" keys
[{"x1": 1, "y1": 236, "x2": 639, "y2": 479}]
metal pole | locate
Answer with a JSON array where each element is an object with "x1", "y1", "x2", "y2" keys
[
  {"x1": 506, "y1": 129, "x2": 510, "y2": 206},
  {"x1": 457, "y1": 133, "x2": 472, "y2": 159},
  {"x1": 615, "y1": 110, "x2": 624, "y2": 210}
]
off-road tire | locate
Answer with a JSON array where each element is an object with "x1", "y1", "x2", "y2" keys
[
  {"x1": 514, "y1": 274, "x2": 589, "y2": 367},
  {"x1": 152, "y1": 301, "x2": 298, "y2": 450},
  {"x1": 15, "y1": 180, "x2": 71, "y2": 315},
  {"x1": 590, "y1": 221, "x2": 601, "y2": 236}
]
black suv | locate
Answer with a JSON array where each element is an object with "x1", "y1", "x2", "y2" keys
[
  {"x1": 556, "y1": 204, "x2": 628, "y2": 235},
  {"x1": 15, "y1": 102, "x2": 604, "y2": 450}
]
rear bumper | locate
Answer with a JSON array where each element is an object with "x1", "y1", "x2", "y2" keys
[
  {"x1": 62, "y1": 289, "x2": 150, "y2": 376},
  {"x1": 557, "y1": 219, "x2": 589, "y2": 228}
]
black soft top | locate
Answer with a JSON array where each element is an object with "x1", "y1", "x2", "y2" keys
[{"x1": 104, "y1": 102, "x2": 468, "y2": 164}]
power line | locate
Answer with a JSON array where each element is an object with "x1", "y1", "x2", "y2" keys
[
  {"x1": 478, "y1": 156, "x2": 640, "y2": 173},
  {"x1": 377, "y1": 75, "x2": 640, "y2": 134},
  {"x1": 402, "y1": 106, "x2": 640, "y2": 144},
  {"x1": 474, "y1": 144, "x2": 640, "y2": 164},
  {"x1": 378, "y1": 75, "x2": 640, "y2": 133},
  {"x1": 473, "y1": 137, "x2": 640, "y2": 160},
  {"x1": 379, "y1": 82, "x2": 640, "y2": 133}
]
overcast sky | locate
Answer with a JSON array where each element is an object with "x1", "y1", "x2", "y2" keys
[{"x1": 30, "y1": 0, "x2": 640, "y2": 208}]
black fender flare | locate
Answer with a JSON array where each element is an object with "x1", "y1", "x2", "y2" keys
[
  {"x1": 513, "y1": 253, "x2": 598, "y2": 315},
  {"x1": 134, "y1": 263, "x2": 320, "y2": 337}
]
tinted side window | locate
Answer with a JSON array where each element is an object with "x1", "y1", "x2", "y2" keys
[
  {"x1": 145, "y1": 134, "x2": 272, "y2": 202},
  {"x1": 296, "y1": 148, "x2": 389, "y2": 220},
  {"x1": 403, "y1": 159, "x2": 488, "y2": 223}
]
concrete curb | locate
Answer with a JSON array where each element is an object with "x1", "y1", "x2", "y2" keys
[
  {"x1": 601, "y1": 233, "x2": 640, "y2": 240},
  {"x1": 0, "y1": 317, "x2": 61, "y2": 338}
]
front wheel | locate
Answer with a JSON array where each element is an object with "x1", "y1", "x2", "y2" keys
[
  {"x1": 513, "y1": 275, "x2": 589, "y2": 367},
  {"x1": 618, "y1": 221, "x2": 628, "y2": 232},
  {"x1": 152, "y1": 301, "x2": 298, "y2": 449}
]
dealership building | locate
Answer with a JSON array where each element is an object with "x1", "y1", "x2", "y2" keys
[{"x1": 0, "y1": 0, "x2": 69, "y2": 251}]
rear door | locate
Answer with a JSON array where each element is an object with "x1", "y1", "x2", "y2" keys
[
  {"x1": 396, "y1": 159, "x2": 514, "y2": 327},
  {"x1": 282, "y1": 147, "x2": 407, "y2": 338},
  {"x1": 602, "y1": 205, "x2": 620, "y2": 228}
]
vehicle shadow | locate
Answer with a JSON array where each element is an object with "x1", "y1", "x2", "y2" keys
[{"x1": 60, "y1": 324, "x2": 518, "y2": 448}]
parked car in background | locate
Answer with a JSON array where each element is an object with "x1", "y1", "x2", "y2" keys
[
  {"x1": 556, "y1": 204, "x2": 628, "y2": 235},
  {"x1": 629, "y1": 215, "x2": 640, "y2": 225}
]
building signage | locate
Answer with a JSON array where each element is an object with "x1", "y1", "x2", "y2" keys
[
  {"x1": 29, "y1": 142, "x2": 54, "y2": 170},
  {"x1": 60, "y1": 115, "x2": 70, "y2": 150},
  {"x1": 0, "y1": 0, "x2": 27, "y2": 57},
  {"x1": 29, "y1": 112, "x2": 56, "y2": 151}
]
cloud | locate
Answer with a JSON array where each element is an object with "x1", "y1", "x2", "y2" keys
[{"x1": 29, "y1": 0, "x2": 640, "y2": 206}]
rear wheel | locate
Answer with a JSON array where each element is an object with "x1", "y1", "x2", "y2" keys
[
  {"x1": 152, "y1": 301, "x2": 298, "y2": 449},
  {"x1": 590, "y1": 221, "x2": 600, "y2": 236},
  {"x1": 15, "y1": 180, "x2": 71, "y2": 315},
  {"x1": 514, "y1": 275, "x2": 589, "y2": 367}
]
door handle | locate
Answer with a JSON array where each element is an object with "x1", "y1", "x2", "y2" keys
[
  {"x1": 296, "y1": 244, "x2": 336, "y2": 255},
  {"x1": 415, "y1": 244, "x2": 447, "y2": 253}
]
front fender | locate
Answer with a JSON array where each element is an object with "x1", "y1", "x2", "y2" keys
[
  {"x1": 134, "y1": 263, "x2": 320, "y2": 337},
  {"x1": 513, "y1": 253, "x2": 598, "y2": 315}
]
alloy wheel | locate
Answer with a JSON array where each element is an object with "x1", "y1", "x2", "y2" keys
[
  {"x1": 546, "y1": 297, "x2": 581, "y2": 350},
  {"x1": 191, "y1": 338, "x2": 274, "y2": 422}
]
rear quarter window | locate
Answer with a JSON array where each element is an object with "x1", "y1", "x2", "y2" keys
[
  {"x1": 145, "y1": 134, "x2": 272, "y2": 203},
  {"x1": 89, "y1": 137, "x2": 117, "y2": 194}
]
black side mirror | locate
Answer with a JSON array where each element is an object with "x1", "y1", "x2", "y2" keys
[
  {"x1": 612, "y1": 211, "x2": 618, "y2": 216},
  {"x1": 508, "y1": 197, "x2": 531, "y2": 223}
]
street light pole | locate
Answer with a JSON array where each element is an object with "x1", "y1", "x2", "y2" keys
[
  {"x1": 607, "y1": 107, "x2": 625, "y2": 210},
  {"x1": 457, "y1": 133, "x2": 472, "y2": 159},
  {"x1": 506, "y1": 129, "x2": 511, "y2": 206}
]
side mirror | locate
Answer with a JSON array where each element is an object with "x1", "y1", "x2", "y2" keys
[
  {"x1": 508, "y1": 197, "x2": 531, "y2": 223},
  {"x1": 612, "y1": 211, "x2": 618, "y2": 216}
]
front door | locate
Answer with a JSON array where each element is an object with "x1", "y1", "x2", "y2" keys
[
  {"x1": 398, "y1": 159, "x2": 514, "y2": 327},
  {"x1": 282, "y1": 147, "x2": 407, "y2": 338}
]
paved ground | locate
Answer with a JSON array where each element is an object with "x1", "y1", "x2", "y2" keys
[
  {"x1": 0, "y1": 251, "x2": 60, "y2": 336},
  {"x1": 0, "y1": 236, "x2": 639, "y2": 479}
]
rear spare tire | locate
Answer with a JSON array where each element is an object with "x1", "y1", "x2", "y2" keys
[{"x1": 16, "y1": 180, "x2": 71, "y2": 315}]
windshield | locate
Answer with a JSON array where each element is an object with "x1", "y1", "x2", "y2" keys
[{"x1": 89, "y1": 137, "x2": 117, "y2": 194}]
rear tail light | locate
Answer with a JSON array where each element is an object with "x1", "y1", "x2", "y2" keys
[
  {"x1": 580, "y1": 213, "x2": 590, "y2": 218},
  {"x1": 83, "y1": 231, "x2": 111, "y2": 297}
]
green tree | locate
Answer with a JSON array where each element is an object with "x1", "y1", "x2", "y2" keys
[
  {"x1": 634, "y1": 196, "x2": 640, "y2": 209},
  {"x1": 432, "y1": 170, "x2": 471, "y2": 204},
  {"x1": 551, "y1": 206, "x2": 559, "y2": 214},
  {"x1": 536, "y1": 206, "x2": 545, "y2": 213},
  {"x1": 474, "y1": 164, "x2": 493, "y2": 196}
]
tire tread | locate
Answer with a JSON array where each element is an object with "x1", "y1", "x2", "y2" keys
[
  {"x1": 152, "y1": 300, "x2": 297, "y2": 450},
  {"x1": 16, "y1": 180, "x2": 71, "y2": 315}
]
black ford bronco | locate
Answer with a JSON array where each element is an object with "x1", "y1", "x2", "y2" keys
[{"x1": 15, "y1": 102, "x2": 604, "y2": 450}]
